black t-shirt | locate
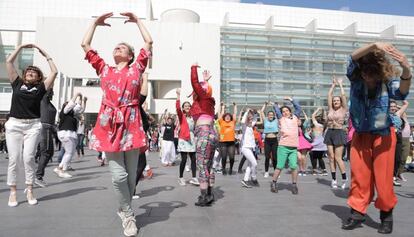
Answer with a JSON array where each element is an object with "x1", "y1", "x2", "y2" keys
[
  {"x1": 9, "y1": 77, "x2": 47, "y2": 119},
  {"x1": 40, "y1": 90, "x2": 57, "y2": 125},
  {"x1": 163, "y1": 124, "x2": 175, "y2": 141}
]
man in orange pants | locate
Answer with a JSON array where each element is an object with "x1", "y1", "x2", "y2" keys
[{"x1": 343, "y1": 42, "x2": 411, "y2": 234}]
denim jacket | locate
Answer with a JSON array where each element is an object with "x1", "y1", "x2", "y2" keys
[{"x1": 346, "y1": 56, "x2": 408, "y2": 135}]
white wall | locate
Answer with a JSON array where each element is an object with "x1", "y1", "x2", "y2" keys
[{"x1": 34, "y1": 16, "x2": 221, "y2": 114}]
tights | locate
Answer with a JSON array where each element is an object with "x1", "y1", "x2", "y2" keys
[
  {"x1": 310, "y1": 151, "x2": 326, "y2": 170},
  {"x1": 180, "y1": 152, "x2": 196, "y2": 178},
  {"x1": 220, "y1": 142, "x2": 235, "y2": 172}
]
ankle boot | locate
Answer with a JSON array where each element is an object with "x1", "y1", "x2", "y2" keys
[
  {"x1": 378, "y1": 209, "x2": 393, "y2": 234},
  {"x1": 195, "y1": 190, "x2": 210, "y2": 207},
  {"x1": 342, "y1": 209, "x2": 365, "y2": 230},
  {"x1": 206, "y1": 186, "x2": 214, "y2": 204}
]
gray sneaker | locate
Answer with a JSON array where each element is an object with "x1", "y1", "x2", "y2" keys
[
  {"x1": 35, "y1": 178, "x2": 47, "y2": 188},
  {"x1": 123, "y1": 216, "x2": 138, "y2": 236}
]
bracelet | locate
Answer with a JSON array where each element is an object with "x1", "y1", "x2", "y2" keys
[
  {"x1": 400, "y1": 75, "x2": 412, "y2": 81},
  {"x1": 46, "y1": 58, "x2": 52, "y2": 61}
]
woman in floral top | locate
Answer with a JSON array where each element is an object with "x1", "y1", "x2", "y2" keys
[{"x1": 81, "y1": 12, "x2": 152, "y2": 237}]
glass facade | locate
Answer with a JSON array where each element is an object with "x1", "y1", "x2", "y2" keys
[{"x1": 220, "y1": 27, "x2": 414, "y2": 119}]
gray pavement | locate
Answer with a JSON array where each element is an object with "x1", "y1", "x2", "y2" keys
[{"x1": 0, "y1": 149, "x2": 413, "y2": 237}]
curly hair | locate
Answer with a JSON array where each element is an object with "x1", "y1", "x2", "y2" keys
[
  {"x1": 23, "y1": 66, "x2": 44, "y2": 84},
  {"x1": 357, "y1": 49, "x2": 396, "y2": 83}
]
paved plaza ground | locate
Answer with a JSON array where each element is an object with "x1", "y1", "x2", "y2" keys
[{"x1": 0, "y1": 149, "x2": 413, "y2": 237}]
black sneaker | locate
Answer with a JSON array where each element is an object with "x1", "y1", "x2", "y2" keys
[
  {"x1": 237, "y1": 169, "x2": 243, "y2": 174},
  {"x1": 35, "y1": 178, "x2": 47, "y2": 188},
  {"x1": 228, "y1": 169, "x2": 233, "y2": 175},
  {"x1": 291, "y1": 183, "x2": 298, "y2": 195},
  {"x1": 270, "y1": 181, "x2": 278, "y2": 193},
  {"x1": 241, "y1": 180, "x2": 252, "y2": 188},
  {"x1": 251, "y1": 179, "x2": 260, "y2": 187},
  {"x1": 222, "y1": 169, "x2": 227, "y2": 176},
  {"x1": 67, "y1": 166, "x2": 76, "y2": 171}
]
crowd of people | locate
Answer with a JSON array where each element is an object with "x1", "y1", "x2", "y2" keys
[{"x1": 1, "y1": 11, "x2": 414, "y2": 236}]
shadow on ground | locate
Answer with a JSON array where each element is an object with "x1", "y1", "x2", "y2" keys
[
  {"x1": 38, "y1": 186, "x2": 107, "y2": 201},
  {"x1": 136, "y1": 201, "x2": 187, "y2": 228}
]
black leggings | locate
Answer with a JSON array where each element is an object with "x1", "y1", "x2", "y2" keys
[
  {"x1": 394, "y1": 133, "x2": 402, "y2": 177},
  {"x1": 180, "y1": 152, "x2": 196, "y2": 178},
  {"x1": 310, "y1": 151, "x2": 326, "y2": 170},
  {"x1": 220, "y1": 141, "x2": 235, "y2": 172},
  {"x1": 134, "y1": 152, "x2": 147, "y2": 195},
  {"x1": 264, "y1": 137, "x2": 278, "y2": 172}
]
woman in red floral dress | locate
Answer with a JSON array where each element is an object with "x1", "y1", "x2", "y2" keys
[{"x1": 81, "y1": 12, "x2": 152, "y2": 237}]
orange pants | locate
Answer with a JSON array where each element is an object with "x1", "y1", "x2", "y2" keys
[{"x1": 347, "y1": 128, "x2": 397, "y2": 214}]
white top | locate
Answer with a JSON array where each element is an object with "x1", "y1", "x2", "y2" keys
[
  {"x1": 242, "y1": 126, "x2": 256, "y2": 148},
  {"x1": 77, "y1": 122, "x2": 85, "y2": 135}
]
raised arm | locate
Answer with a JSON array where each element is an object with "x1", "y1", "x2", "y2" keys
[
  {"x1": 34, "y1": 45, "x2": 58, "y2": 90},
  {"x1": 284, "y1": 97, "x2": 301, "y2": 117},
  {"x1": 241, "y1": 108, "x2": 250, "y2": 125},
  {"x1": 219, "y1": 102, "x2": 225, "y2": 119},
  {"x1": 351, "y1": 42, "x2": 396, "y2": 61},
  {"x1": 312, "y1": 108, "x2": 321, "y2": 125},
  {"x1": 120, "y1": 12, "x2": 153, "y2": 51},
  {"x1": 395, "y1": 100, "x2": 409, "y2": 117},
  {"x1": 190, "y1": 64, "x2": 208, "y2": 98},
  {"x1": 6, "y1": 44, "x2": 33, "y2": 82},
  {"x1": 387, "y1": 47, "x2": 412, "y2": 95},
  {"x1": 64, "y1": 92, "x2": 82, "y2": 114},
  {"x1": 328, "y1": 78, "x2": 336, "y2": 110},
  {"x1": 81, "y1": 12, "x2": 113, "y2": 53},
  {"x1": 259, "y1": 102, "x2": 267, "y2": 123},
  {"x1": 273, "y1": 102, "x2": 282, "y2": 119},
  {"x1": 175, "y1": 88, "x2": 183, "y2": 121},
  {"x1": 336, "y1": 77, "x2": 347, "y2": 110},
  {"x1": 232, "y1": 102, "x2": 237, "y2": 121}
]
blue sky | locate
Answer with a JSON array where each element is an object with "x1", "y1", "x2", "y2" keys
[{"x1": 241, "y1": 0, "x2": 414, "y2": 16}]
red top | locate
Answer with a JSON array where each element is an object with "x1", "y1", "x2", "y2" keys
[
  {"x1": 85, "y1": 48, "x2": 150, "y2": 152},
  {"x1": 176, "y1": 99, "x2": 191, "y2": 141},
  {"x1": 189, "y1": 66, "x2": 215, "y2": 119}
]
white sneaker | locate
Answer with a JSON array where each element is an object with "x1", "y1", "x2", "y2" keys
[
  {"x1": 8, "y1": 191, "x2": 18, "y2": 207},
  {"x1": 185, "y1": 165, "x2": 190, "y2": 172},
  {"x1": 331, "y1": 180, "x2": 338, "y2": 189},
  {"x1": 24, "y1": 188, "x2": 38, "y2": 205},
  {"x1": 123, "y1": 216, "x2": 138, "y2": 237},
  {"x1": 189, "y1": 178, "x2": 200, "y2": 186},
  {"x1": 302, "y1": 171, "x2": 307, "y2": 177},
  {"x1": 58, "y1": 171, "x2": 72, "y2": 178},
  {"x1": 53, "y1": 167, "x2": 61, "y2": 176},
  {"x1": 341, "y1": 179, "x2": 348, "y2": 190},
  {"x1": 132, "y1": 195, "x2": 140, "y2": 200},
  {"x1": 264, "y1": 172, "x2": 269, "y2": 178},
  {"x1": 178, "y1": 178, "x2": 186, "y2": 186}
]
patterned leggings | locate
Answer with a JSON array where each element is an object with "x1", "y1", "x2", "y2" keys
[{"x1": 195, "y1": 124, "x2": 218, "y2": 188}]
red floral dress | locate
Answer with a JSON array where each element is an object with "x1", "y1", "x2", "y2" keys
[{"x1": 85, "y1": 48, "x2": 150, "y2": 152}]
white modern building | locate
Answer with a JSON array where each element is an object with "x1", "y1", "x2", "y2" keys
[{"x1": 1, "y1": 0, "x2": 414, "y2": 125}]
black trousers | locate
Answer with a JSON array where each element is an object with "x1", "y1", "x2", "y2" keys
[
  {"x1": 394, "y1": 133, "x2": 402, "y2": 177},
  {"x1": 36, "y1": 125, "x2": 55, "y2": 179},
  {"x1": 264, "y1": 137, "x2": 278, "y2": 172},
  {"x1": 134, "y1": 152, "x2": 147, "y2": 195}
]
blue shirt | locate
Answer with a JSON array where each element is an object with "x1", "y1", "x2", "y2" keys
[
  {"x1": 263, "y1": 118, "x2": 279, "y2": 134},
  {"x1": 346, "y1": 56, "x2": 408, "y2": 135}
]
